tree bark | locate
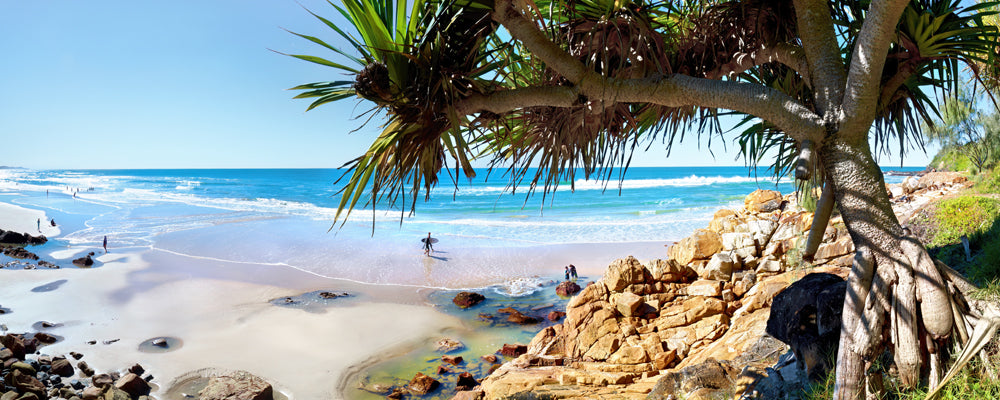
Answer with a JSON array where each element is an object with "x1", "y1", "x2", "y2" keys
[{"x1": 822, "y1": 134, "x2": 908, "y2": 400}]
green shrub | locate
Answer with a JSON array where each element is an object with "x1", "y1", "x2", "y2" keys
[
  {"x1": 925, "y1": 196, "x2": 1000, "y2": 248},
  {"x1": 931, "y1": 146, "x2": 973, "y2": 172},
  {"x1": 974, "y1": 168, "x2": 1000, "y2": 194}
]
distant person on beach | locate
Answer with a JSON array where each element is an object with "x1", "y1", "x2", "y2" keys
[
  {"x1": 103, "y1": 236, "x2": 108, "y2": 254},
  {"x1": 570, "y1": 264, "x2": 578, "y2": 280},
  {"x1": 50, "y1": 219, "x2": 56, "y2": 227},
  {"x1": 423, "y1": 232, "x2": 435, "y2": 256},
  {"x1": 565, "y1": 266, "x2": 570, "y2": 281},
  {"x1": 37, "y1": 218, "x2": 40, "y2": 231}
]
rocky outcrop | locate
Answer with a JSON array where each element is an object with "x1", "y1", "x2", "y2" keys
[
  {"x1": 0, "y1": 230, "x2": 47, "y2": 246},
  {"x1": 478, "y1": 178, "x2": 972, "y2": 400}
]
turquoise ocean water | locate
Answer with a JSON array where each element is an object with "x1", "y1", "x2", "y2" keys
[{"x1": 0, "y1": 167, "x2": 920, "y2": 293}]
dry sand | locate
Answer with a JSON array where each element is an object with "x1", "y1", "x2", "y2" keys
[{"x1": 0, "y1": 203, "x2": 464, "y2": 399}]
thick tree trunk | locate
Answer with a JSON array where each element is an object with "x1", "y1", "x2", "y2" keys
[{"x1": 822, "y1": 135, "x2": 909, "y2": 400}]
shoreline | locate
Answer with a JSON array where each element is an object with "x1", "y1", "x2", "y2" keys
[{"x1": 0, "y1": 194, "x2": 670, "y2": 399}]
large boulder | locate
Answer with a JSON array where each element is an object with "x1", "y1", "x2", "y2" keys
[
  {"x1": 699, "y1": 253, "x2": 735, "y2": 281},
  {"x1": 452, "y1": 292, "x2": 485, "y2": 308},
  {"x1": 603, "y1": 256, "x2": 647, "y2": 291},
  {"x1": 765, "y1": 273, "x2": 846, "y2": 380},
  {"x1": 744, "y1": 190, "x2": 783, "y2": 213},
  {"x1": 198, "y1": 371, "x2": 273, "y2": 400},
  {"x1": 5, "y1": 370, "x2": 46, "y2": 399},
  {"x1": 668, "y1": 229, "x2": 722, "y2": 265},
  {"x1": 647, "y1": 259, "x2": 696, "y2": 283}
]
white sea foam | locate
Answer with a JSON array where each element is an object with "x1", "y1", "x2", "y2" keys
[{"x1": 490, "y1": 276, "x2": 547, "y2": 297}]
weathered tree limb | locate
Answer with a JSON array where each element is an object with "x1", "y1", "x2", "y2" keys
[
  {"x1": 901, "y1": 237, "x2": 953, "y2": 339},
  {"x1": 803, "y1": 179, "x2": 835, "y2": 260},
  {"x1": 841, "y1": 0, "x2": 912, "y2": 137},
  {"x1": 792, "y1": 0, "x2": 846, "y2": 116},
  {"x1": 851, "y1": 258, "x2": 894, "y2": 358},
  {"x1": 892, "y1": 257, "x2": 922, "y2": 389},
  {"x1": 488, "y1": 0, "x2": 827, "y2": 143},
  {"x1": 705, "y1": 43, "x2": 812, "y2": 84}
]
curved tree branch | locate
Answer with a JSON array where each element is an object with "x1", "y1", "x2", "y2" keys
[
  {"x1": 457, "y1": 86, "x2": 579, "y2": 115},
  {"x1": 704, "y1": 42, "x2": 812, "y2": 84},
  {"x1": 841, "y1": 0, "x2": 912, "y2": 138},
  {"x1": 792, "y1": 0, "x2": 846, "y2": 116},
  {"x1": 489, "y1": 0, "x2": 826, "y2": 143}
]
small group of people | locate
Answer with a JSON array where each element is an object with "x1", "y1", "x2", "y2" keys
[{"x1": 564, "y1": 264, "x2": 578, "y2": 280}]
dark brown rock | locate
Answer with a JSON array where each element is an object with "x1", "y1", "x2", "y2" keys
[
  {"x1": 5, "y1": 370, "x2": 46, "y2": 398},
  {"x1": 0, "y1": 334, "x2": 25, "y2": 360},
  {"x1": 127, "y1": 363, "x2": 145, "y2": 375},
  {"x1": 407, "y1": 372, "x2": 440, "y2": 395},
  {"x1": 115, "y1": 373, "x2": 151, "y2": 397},
  {"x1": 92, "y1": 374, "x2": 114, "y2": 389},
  {"x1": 455, "y1": 372, "x2": 477, "y2": 391},
  {"x1": 547, "y1": 311, "x2": 566, "y2": 321},
  {"x1": 452, "y1": 292, "x2": 485, "y2": 308},
  {"x1": 32, "y1": 332, "x2": 57, "y2": 344},
  {"x1": 72, "y1": 255, "x2": 94, "y2": 267},
  {"x1": 442, "y1": 355, "x2": 463, "y2": 366},
  {"x1": 498, "y1": 344, "x2": 527, "y2": 357},
  {"x1": 505, "y1": 310, "x2": 540, "y2": 325},
  {"x1": 555, "y1": 281, "x2": 581, "y2": 296},
  {"x1": 50, "y1": 358, "x2": 74, "y2": 377},
  {"x1": 766, "y1": 272, "x2": 846, "y2": 381},
  {"x1": 78, "y1": 361, "x2": 95, "y2": 377},
  {"x1": 481, "y1": 354, "x2": 498, "y2": 363}
]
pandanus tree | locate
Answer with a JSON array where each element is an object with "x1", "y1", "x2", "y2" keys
[{"x1": 285, "y1": 0, "x2": 1000, "y2": 398}]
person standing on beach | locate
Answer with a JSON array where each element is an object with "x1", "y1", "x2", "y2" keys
[
  {"x1": 423, "y1": 232, "x2": 434, "y2": 256},
  {"x1": 570, "y1": 264, "x2": 578, "y2": 280},
  {"x1": 103, "y1": 236, "x2": 108, "y2": 254},
  {"x1": 37, "y1": 218, "x2": 40, "y2": 232},
  {"x1": 564, "y1": 266, "x2": 570, "y2": 281}
]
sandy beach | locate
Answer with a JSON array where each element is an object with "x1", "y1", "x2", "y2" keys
[{"x1": 1, "y1": 201, "x2": 470, "y2": 399}]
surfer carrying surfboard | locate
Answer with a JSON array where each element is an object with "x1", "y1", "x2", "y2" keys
[{"x1": 422, "y1": 232, "x2": 436, "y2": 256}]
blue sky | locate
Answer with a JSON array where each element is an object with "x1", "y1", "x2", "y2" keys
[{"x1": 0, "y1": 1, "x2": 935, "y2": 170}]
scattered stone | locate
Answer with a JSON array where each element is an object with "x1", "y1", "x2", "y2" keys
[
  {"x1": 32, "y1": 332, "x2": 57, "y2": 344},
  {"x1": 102, "y1": 338, "x2": 120, "y2": 345},
  {"x1": 547, "y1": 311, "x2": 565, "y2": 321},
  {"x1": 437, "y1": 365, "x2": 452, "y2": 374},
  {"x1": 115, "y1": 373, "x2": 151, "y2": 397},
  {"x1": 50, "y1": 358, "x2": 74, "y2": 377},
  {"x1": 455, "y1": 372, "x2": 478, "y2": 391},
  {"x1": 407, "y1": 372, "x2": 440, "y2": 395},
  {"x1": 555, "y1": 281, "x2": 581, "y2": 296},
  {"x1": 452, "y1": 292, "x2": 486, "y2": 308},
  {"x1": 499, "y1": 344, "x2": 527, "y2": 357},
  {"x1": 70, "y1": 351, "x2": 83, "y2": 360},
  {"x1": 435, "y1": 338, "x2": 464, "y2": 353},
  {"x1": 505, "y1": 310, "x2": 540, "y2": 325},
  {"x1": 72, "y1": 255, "x2": 94, "y2": 267},
  {"x1": 128, "y1": 363, "x2": 145, "y2": 375},
  {"x1": 442, "y1": 355, "x2": 463, "y2": 366},
  {"x1": 78, "y1": 361, "x2": 95, "y2": 377},
  {"x1": 198, "y1": 371, "x2": 273, "y2": 400},
  {"x1": 481, "y1": 354, "x2": 498, "y2": 364},
  {"x1": 152, "y1": 338, "x2": 168, "y2": 347}
]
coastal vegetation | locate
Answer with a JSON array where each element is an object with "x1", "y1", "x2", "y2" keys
[{"x1": 286, "y1": 0, "x2": 1000, "y2": 398}]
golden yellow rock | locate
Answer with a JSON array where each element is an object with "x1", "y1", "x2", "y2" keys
[
  {"x1": 667, "y1": 229, "x2": 722, "y2": 265},
  {"x1": 744, "y1": 189, "x2": 783, "y2": 213}
]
